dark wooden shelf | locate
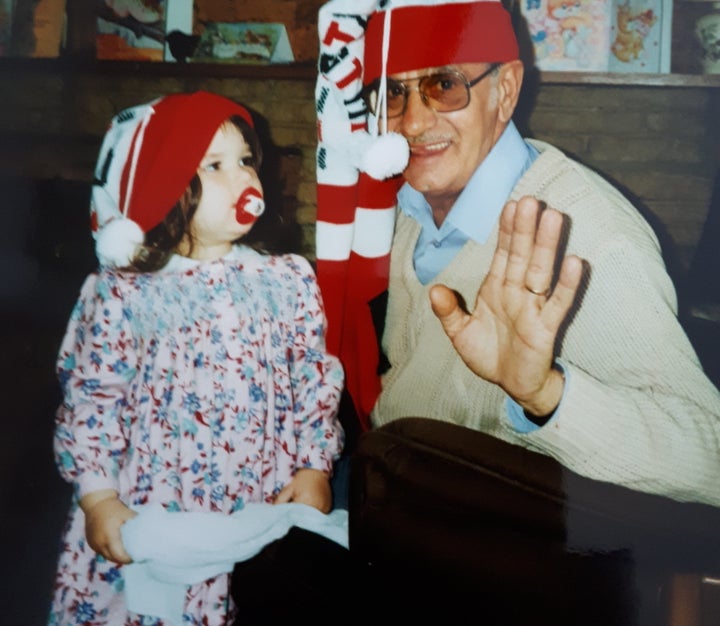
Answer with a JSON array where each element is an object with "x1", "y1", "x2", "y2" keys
[
  {"x1": 539, "y1": 71, "x2": 720, "y2": 88},
  {"x1": 0, "y1": 56, "x2": 318, "y2": 80},
  {"x1": 2, "y1": 57, "x2": 720, "y2": 87},
  {"x1": 98, "y1": 59, "x2": 318, "y2": 80}
]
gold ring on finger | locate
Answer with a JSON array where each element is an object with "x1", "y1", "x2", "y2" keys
[{"x1": 525, "y1": 285, "x2": 551, "y2": 297}]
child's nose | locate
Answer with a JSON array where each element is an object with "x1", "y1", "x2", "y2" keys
[{"x1": 232, "y1": 164, "x2": 256, "y2": 185}]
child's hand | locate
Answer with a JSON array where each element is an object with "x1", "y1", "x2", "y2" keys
[
  {"x1": 274, "y1": 468, "x2": 332, "y2": 513},
  {"x1": 80, "y1": 489, "x2": 137, "y2": 564}
]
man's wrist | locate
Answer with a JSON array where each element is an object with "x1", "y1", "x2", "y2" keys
[{"x1": 521, "y1": 366, "x2": 566, "y2": 423}]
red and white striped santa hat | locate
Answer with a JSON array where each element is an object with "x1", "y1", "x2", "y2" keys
[
  {"x1": 91, "y1": 91, "x2": 257, "y2": 268},
  {"x1": 315, "y1": 0, "x2": 519, "y2": 429}
]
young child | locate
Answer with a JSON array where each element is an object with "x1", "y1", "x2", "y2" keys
[{"x1": 49, "y1": 91, "x2": 344, "y2": 625}]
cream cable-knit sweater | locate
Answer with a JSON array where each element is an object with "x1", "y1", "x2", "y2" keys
[{"x1": 373, "y1": 140, "x2": 720, "y2": 507}]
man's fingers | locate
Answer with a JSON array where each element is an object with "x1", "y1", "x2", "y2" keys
[
  {"x1": 542, "y1": 255, "x2": 583, "y2": 328},
  {"x1": 487, "y1": 199, "x2": 517, "y2": 285},
  {"x1": 504, "y1": 196, "x2": 543, "y2": 291},
  {"x1": 525, "y1": 207, "x2": 563, "y2": 294},
  {"x1": 429, "y1": 284, "x2": 469, "y2": 339},
  {"x1": 429, "y1": 284, "x2": 457, "y2": 316}
]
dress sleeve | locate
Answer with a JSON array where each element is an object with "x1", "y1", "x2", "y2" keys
[
  {"x1": 54, "y1": 271, "x2": 137, "y2": 498},
  {"x1": 286, "y1": 256, "x2": 345, "y2": 473}
]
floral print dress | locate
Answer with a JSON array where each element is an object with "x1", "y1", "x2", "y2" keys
[{"x1": 48, "y1": 246, "x2": 344, "y2": 626}]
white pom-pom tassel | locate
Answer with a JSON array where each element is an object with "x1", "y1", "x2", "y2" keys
[
  {"x1": 95, "y1": 217, "x2": 144, "y2": 268},
  {"x1": 359, "y1": 132, "x2": 410, "y2": 180}
]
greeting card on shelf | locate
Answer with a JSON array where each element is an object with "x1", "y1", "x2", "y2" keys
[
  {"x1": 609, "y1": 0, "x2": 673, "y2": 72},
  {"x1": 520, "y1": 0, "x2": 672, "y2": 72},
  {"x1": 191, "y1": 22, "x2": 294, "y2": 64},
  {"x1": 521, "y1": 0, "x2": 613, "y2": 71}
]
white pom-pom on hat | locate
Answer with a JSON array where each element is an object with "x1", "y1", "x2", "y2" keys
[
  {"x1": 95, "y1": 217, "x2": 145, "y2": 269},
  {"x1": 359, "y1": 132, "x2": 409, "y2": 180}
]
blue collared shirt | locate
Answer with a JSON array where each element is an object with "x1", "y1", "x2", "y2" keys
[{"x1": 398, "y1": 121, "x2": 538, "y2": 285}]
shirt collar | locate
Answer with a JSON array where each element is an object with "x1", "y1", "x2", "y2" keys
[
  {"x1": 398, "y1": 121, "x2": 535, "y2": 244},
  {"x1": 162, "y1": 244, "x2": 252, "y2": 272}
]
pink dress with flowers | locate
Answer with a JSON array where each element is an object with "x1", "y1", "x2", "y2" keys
[{"x1": 48, "y1": 246, "x2": 344, "y2": 626}]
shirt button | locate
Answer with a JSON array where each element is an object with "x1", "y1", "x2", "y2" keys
[{"x1": 432, "y1": 240, "x2": 441, "y2": 248}]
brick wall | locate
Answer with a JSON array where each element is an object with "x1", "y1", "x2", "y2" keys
[
  {"x1": 1, "y1": 65, "x2": 718, "y2": 282},
  {"x1": 516, "y1": 81, "x2": 720, "y2": 279}
]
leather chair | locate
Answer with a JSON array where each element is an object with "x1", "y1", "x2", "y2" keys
[{"x1": 349, "y1": 417, "x2": 720, "y2": 626}]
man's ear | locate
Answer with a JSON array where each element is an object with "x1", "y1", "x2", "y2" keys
[{"x1": 497, "y1": 59, "x2": 524, "y2": 123}]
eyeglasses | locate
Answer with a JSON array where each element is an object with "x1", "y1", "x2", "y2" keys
[{"x1": 361, "y1": 64, "x2": 502, "y2": 119}]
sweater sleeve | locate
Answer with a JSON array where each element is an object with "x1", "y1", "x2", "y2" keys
[
  {"x1": 519, "y1": 236, "x2": 720, "y2": 506},
  {"x1": 54, "y1": 272, "x2": 137, "y2": 498},
  {"x1": 286, "y1": 256, "x2": 345, "y2": 474}
]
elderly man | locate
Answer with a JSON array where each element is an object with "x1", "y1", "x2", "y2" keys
[{"x1": 315, "y1": 0, "x2": 720, "y2": 508}]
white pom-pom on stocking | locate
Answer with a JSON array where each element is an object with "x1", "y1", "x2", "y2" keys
[
  {"x1": 95, "y1": 217, "x2": 144, "y2": 268},
  {"x1": 336, "y1": 130, "x2": 410, "y2": 181},
  {"x1": 359, "y1": 132, "x2": 409, "y2": 180}
]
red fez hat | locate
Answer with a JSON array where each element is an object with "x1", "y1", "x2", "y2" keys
[{"x1": 363, "y1": 1, "x2": 519, "y2": 85}]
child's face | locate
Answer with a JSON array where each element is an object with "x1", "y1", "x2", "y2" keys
[{"x1": 189, "y1": 122, "x2": 264, "y2": 260}]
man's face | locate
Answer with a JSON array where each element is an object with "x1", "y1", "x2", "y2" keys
[{"x1": 386, "y1": 62, "x2": 505, "y2": 208}]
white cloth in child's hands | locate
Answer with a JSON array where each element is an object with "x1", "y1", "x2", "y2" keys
[{"x1": 121, "y1": 502, "x2": 349, "y2": 625}]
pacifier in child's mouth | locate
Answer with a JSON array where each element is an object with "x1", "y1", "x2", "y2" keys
[{"x1": 235, "y1": 188, "x2": 265, "y2": 225}]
